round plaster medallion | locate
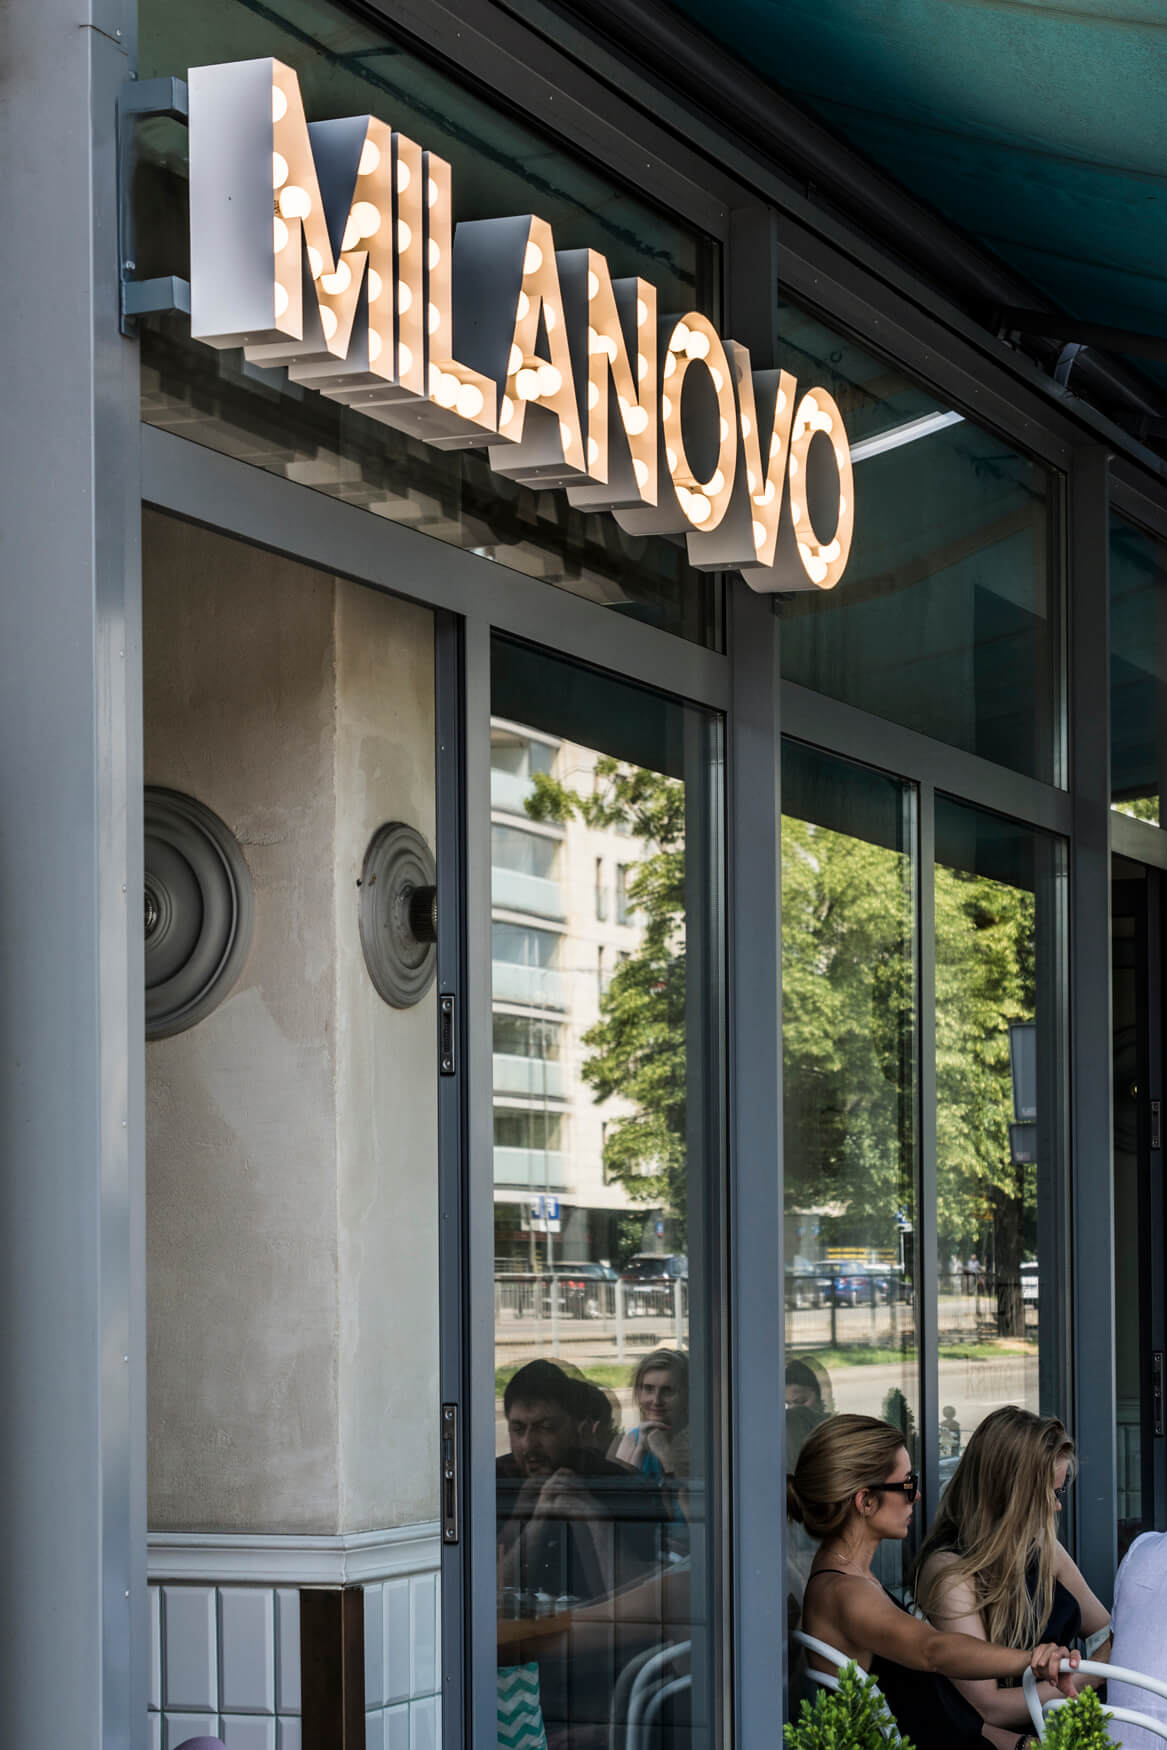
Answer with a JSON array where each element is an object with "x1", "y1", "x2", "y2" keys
[
  {"x1": 143, "y1": 787, "x2": 254, "y2": 1040},
  {"x1": 358, "y1": 822, "x2": 437, "y2": 1008}
]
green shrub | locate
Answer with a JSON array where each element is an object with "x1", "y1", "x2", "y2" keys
[
  {"x1": 1043, "y1": 1684, "x2": 1117, "y2": 1749},
  {"x1": 784, "y1": 1662, "x2": 913, "y2": 1750}
]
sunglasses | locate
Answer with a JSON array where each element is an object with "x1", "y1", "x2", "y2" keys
[
  {"x1": 1053, "y1": 1483, "x2": 1069, "y2": 1503},
  {"x1": 868, "y1": 1472, "x2": 920, "y2": 1501}
]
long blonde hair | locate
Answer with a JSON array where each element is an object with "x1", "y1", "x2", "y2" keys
[
  {"x1": 912, "y1": 1405, "x2": 1075, "y2": 1648},
  {"x1": 787, "y1": 1413, "x2": 907, "y2": 1541}
]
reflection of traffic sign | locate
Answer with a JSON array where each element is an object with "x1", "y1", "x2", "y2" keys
[
  {"x1": 520, "y1": 1195, "x2": 561, "y2": 1234},
  {"x1": 1009, "y1": 1022, "x2": 1037, "y2": 1121}
]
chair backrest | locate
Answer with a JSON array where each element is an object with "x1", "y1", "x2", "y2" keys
[
  {"x1": 172, "y1": 1738, "x2": 227, "y2": 1750},
  {"x1": 790, "y1": 1629, "x2": 894, "y2": 1738},
  {"x1": 622, "y1": 1640, "x2": 692, "y2": 1750},
  {"x1": 1023, "y1": 1660, "x2": 1167, "y2": 1742}
]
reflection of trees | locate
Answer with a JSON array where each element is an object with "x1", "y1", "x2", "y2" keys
[
  {"x1": 935, "y1": 868, "x2": 1036, "y2": 1337},
  {"x1": 782, "y1": 821, "x2": 1038, "y2": 1334},
  {"x1": 782, "y1": 818, "x2": 915, "y2": 1250}
]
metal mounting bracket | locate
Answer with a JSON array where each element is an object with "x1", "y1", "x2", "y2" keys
[{"x1": 118, "y1": 75, "x2": 190, "y2": 337}]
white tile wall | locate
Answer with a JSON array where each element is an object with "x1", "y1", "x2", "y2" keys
[
  {"x1": 148, "y1": 1582, "x2": 300, "y2": 1749},
  {"x1": 363, "y1": 1571, "x2": 442, "y2": 1750},
  {"x1": 149, "y1": 1557, "x2": 441, "y2": 1750}
]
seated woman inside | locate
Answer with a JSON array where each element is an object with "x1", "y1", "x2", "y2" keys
[
  {"x1": 912, "y1": 1406, "x2": 1111, "y2": 1742},
  {"x1": 790, "y1": 1414, "x2": 1080, "y2": 1750}
]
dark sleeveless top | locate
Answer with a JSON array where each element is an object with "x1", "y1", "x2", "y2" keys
[
  {"x1": 926, "y1": 1539, "x2": 1083, "y2": 1646},
  {"x1": 804, "y1": 1570, "x2": 995, "y2": 1750}
]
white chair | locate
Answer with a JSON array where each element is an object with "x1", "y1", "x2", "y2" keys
[
  {"x1": 1023, "y1": 1659, "x2": 1167, "y2": 1742},
  {"x1": 616, "y1": 1639, "x2": 692, "y2": 1750},
  {"x1": 791, "y1": 1629, "x2": 895, "y2": 1737}
]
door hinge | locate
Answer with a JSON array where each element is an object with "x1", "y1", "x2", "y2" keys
[
  {"x1": 439, "y1": 993, "x2": 456, "y2": 1075},
  {"x1": 441, "y1": 1403, "x2": 459, "y2": 1542}
]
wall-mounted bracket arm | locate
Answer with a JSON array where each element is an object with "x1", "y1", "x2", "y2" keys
[{"x1": 118, "y1": 76, "x2": 190, "y2": 337}]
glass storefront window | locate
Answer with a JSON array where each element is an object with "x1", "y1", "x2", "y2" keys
[
  {"x1": 781, "y1": 740, "x2": 919, "y2": 1595},
  {"x1": 491, "y1": 638, "x2": 726, "y2": 1750},
  {"x1": 934, "y1": 798, "x2": 1067, "y2": 1461},
  {"x1": 136, "y1": 0, "x2": 722, "y2": 648},
  {"x1": 777, "y1": 302, "x2": 1061, "y2": 784},
  {"x1": 1111, "y1": 513, "x2": 1167, "y2": 824}
]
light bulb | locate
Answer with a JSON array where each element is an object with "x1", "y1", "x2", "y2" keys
[
  {"x1": 686, "y1": 329, "x2": 710, "y2": 360},
  {"x1": 687, "y1": 493, "x2": 711, "y2": 524},
  {"x1": 741, "y1": 414, "x2": 752, "y2": 438},
  {"x1": 789, "y1": 455, "x2": 799, "y2": 477},
  {"x1": 559, "y1": 421, "x2": 574, "y2": 451},
  {"x1": 321, "y1": 262, "x2": 351, "y2": 295},
  {"x1": 821, "y1": 538, "x2": 841, "y2": 562},
  {"x1": 523, "y1": 240, "x2": 543, "y2": 274},
  {"x1": 358, "y1": 139, "x2": 381, "y2": 176},
  {"x1": 708, "y1": 468, "x2": 725, "y2": 494},
  {"x1": 435, "y1": 372, "x2": 459, "y2": 409},
  {"x1": 397, "y1": 220, "x2": 412, "y2": 253},
  {"x1": 367, "y1": 268, "x2": 383, "y2": 302},
  {"x1": 273, "y1": 282, "x2": 289, "y2": 318},
  {"x1": 776, "y1": 388, "x2": 788, "y2": 412},
  {"x1": 719, "y1": 418, "x2": 729, "y2": 441},
  {"x1": 661, "y1": 395, "x2": 672, "y2": 419},
  {"x1": 307, "y1": 245, "x2": 323, "y2": 279},
  {"x1": 272, "y1": 85, "x2": 288, "y2": 123},
  {"x1": 272, "y1": 151, "x2": 289, "y2": 189},
  {"x1": 770, "y1": 431, "x2": 784, "y2": 457},
  {"x1": 508, "y1": 345, "x2": 523, "y2": 375},
  {"x1": 637, "y1": 298, "x2": 648, "y2": 326},
  {"x1": 752, "y1": 520, "x2": 766, "y2": 548},
  {"x1": 710, "y1": 366, "x2": 723, "y2": 392},
  {"x1": 429, "y1": 363, "x2": 442, "y2": 395},
  {"x1": 666, "y1": 447, "x2": 677, "y2": 470},
  {"x1": 587, "y1": 382, "x2": 599, "y2": 410},
  {"x1": 398, "y1": 342, "x2": 413, "y2": 375},
  {"x1": 273, "y1": 216, "x2": 289, "y2": 253},
  {"x1": 517, "y1": 292, "x2": 530, "y2": 320},
  {"x1": 428, "y1": 238, "x2": 441, "y2": 270},
  {"x1": 544, "y1": 304, "x2": 557, "y2": 331},
  {"x1": 587, "y1": 271, "x2": 599, "y2": 300},
  {"x1": 427, "y1": 177, "x2": 439, "y2": 208},
  {"x1": 802, "y1": 394, "x2": 820, "y2": 422},
  {"x1": 368, "y1": 328, "x2": 383, "y2": 362},
  {"x1": 500, "y1": 394, "x2": 514, "y2": 425},
  {"x1": 457, "y1": 382, "x2": 485, "y2": 419},
  {"x1": 396, "y1": 159, "x2": 411, "y2": 193},
  {"x1": 663, "y1": 353, "x2": 676, "y2": 379},
  {"x1": 632, "y1": 458, "x2": 649, "y2": 487},
  {"x1": 747, "y1": 469, "x2": 758, "y2": 493},
  {"x1": 757, "y1": 481, "x2": 776, "y2": 506},
  {"x1": 670, "y1": 321, "x2": 690, "y2": 353},
  {"x1": 623, "y1": 405, "x2": 649, "y2": 436},
  {"x1": 319, "y1": 305, "x2": 338, "y2": 341},
  {"x1": 342, "y1": 216, "x2": 360, "y2": 252},
  {"x1": 637, "y1": 352, "x2": 648, "y2": 381},
  {"x1": 838, "y1": 495, "x2": 848, "y2": 515},
  {"x1": 515, "y1": 367, "x2": 539, "y2": 400},
  {"x1": 427, "y1": 302, "x2": 440, "y2": 334},
  {"x1": 351, "y1": 201, "x2": 380, "y2": 239},
  {"x1": 279, "y1": 185, "x2": 310, "y2": 220},
  {"x1": 587, "y1": 436, "x2": 599, "y2": 465},
  {"x1": 537, "y1": 363, "x2": 562, "y2": 397},
  {"x1": 397, "y1": 280, "x2": 412, "y2": 313},
  {"x1": 791, "y1": 502, "x2": 802, "y2": 524}
]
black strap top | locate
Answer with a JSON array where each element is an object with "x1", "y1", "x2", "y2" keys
[{"x1": 803, "y1": 1569, "x2": 993, "y2": 1750}]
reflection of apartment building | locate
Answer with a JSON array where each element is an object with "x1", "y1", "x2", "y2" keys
[{"x1": 491, "y1": 719, "x2": 657, "y2": 1267}]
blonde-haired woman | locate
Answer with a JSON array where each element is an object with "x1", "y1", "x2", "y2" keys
[
  {"x1": 791, "y1": 1414, "x2": 1079, "y2": 1750},
  {"x1": 913, "y1": 1406, "x2": 1110, "y2": 1740}
]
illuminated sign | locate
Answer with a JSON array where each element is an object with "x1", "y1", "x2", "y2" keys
[{"x1": 188, "y1": 58, "x2": 854, "y2": 591}]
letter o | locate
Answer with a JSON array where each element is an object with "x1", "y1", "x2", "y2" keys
[
  {"x1": 661, "y1": 313, "x2": 736, "y2": 532},
  {"x1": 788, "y1": 387, "x2": 854, "y2": 589}
]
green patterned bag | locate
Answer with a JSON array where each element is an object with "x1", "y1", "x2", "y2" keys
[{"x1": 498, "y1": 1661, "x2": 549, "y2": 1750}]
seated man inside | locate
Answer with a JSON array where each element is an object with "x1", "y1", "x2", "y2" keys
[{"x1": 497, "y1": 1358, "x2": 667, "y2": 1608}]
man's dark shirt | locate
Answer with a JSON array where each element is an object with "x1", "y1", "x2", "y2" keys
[{"x1": 497, "y1": 1446, "x2": 668, "y2": 1603}]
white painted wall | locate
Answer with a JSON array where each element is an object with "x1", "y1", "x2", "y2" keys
[{"x1": 144, "y1": 510, "x2": 439, "y2": 1536}]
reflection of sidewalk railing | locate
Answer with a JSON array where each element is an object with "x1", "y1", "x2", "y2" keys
[{"x1": 495, "y1": 1274, "x2": 688, "y2": 1360}]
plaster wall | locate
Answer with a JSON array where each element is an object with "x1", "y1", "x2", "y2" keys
[{"x1": 143, "y1": 510, "x2": 438, "y2": 1534}]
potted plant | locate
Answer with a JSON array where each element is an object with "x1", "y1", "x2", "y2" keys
[
  {"x1": 784, "y1": 1663, "x2": 914, "y2": 1750},
  {"x1": 1041, "y1": 1685, "x2": 1116, "y2": 1749}
]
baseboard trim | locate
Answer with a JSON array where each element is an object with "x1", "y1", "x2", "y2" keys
[{"x1": 147, "y1": 1521, "x2": 442, "y2": 1585}]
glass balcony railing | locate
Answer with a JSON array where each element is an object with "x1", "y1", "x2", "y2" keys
[
  {"x1": 491, "y1": 866, "x2": 564, "y2": 919},
  {"x1": 492, "y1": 1053, "x2": 566, "y2": 1099},
  {"x1": 490, "y1": 768, "x2": 533, "y2": 815},
  {"x1": 491, "y1": 960, "x2": 570, "y2": 1009},
  {"x1": 493, "y1": 1146, "x2": 571, "y2": 1190}
]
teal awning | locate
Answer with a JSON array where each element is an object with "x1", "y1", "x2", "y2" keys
[{"x1": 669, "y1": 0, "x2": 1167, "y2": 389}]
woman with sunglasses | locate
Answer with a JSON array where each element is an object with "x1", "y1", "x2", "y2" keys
[
  {"x1": 912, "y1": 1406, "x2": 1110, "y2": 1741},
  {"x1": 791, "y1": 1414, "x2": 1079, "y2": 1750}
]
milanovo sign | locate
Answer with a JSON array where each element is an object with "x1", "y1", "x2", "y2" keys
[{"x1": 188, "y1": 58, "x2": 855, "y2": 591}]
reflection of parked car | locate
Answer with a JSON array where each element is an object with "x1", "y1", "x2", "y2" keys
[
  {"x1": 786, "y1": 1260, "x2": 833, "y2": 1309},
  {"x1": 550, "y1": 1261, "x2": 616, "y2": 1319},
  {"x1": 621, "y1": 1253, "x2": 688, "y2": 1316}
]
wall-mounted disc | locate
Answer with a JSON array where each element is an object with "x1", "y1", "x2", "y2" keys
[
  {"x1": 359, "y1": 822, "x2": 437, "y2": 1008},
  {"x1": 144, "y1": 788, "x2": 254, "y2": 1040}
]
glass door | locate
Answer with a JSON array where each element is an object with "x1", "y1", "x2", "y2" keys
[
  {"x1": 487, "y1": 636, "x2": 727, "y2": 1750},
  {"x1": 1113, "y1": 858, "x2": 1167, "y2": 1552}
]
